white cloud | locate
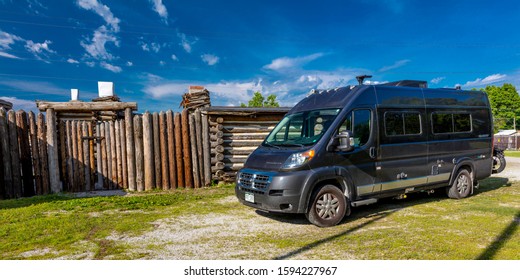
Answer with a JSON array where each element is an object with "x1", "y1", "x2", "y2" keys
[
  {"x1": 430, "y1": 76, "x2": 446, "y2": 84},
  {"x1": 0, "y1": 30, "x2": 23, "y2": 50},
  {"x1": 149, "y1": 0, "x2": 168, "y2": 23},
  {"x1": 171, "y1": 54, "x2": 178, "y2": 61},
  {"x1": 100, "y1": 61, "x2": 122, "y2": 73},
  {"x1": 85, "y1": 61, "x2": 95, "y2": 67},
  {"x1": 462, "y1": 74, "x2": 507, "y2": 88},
  {"x1": 201, "y1": 54, "x2": 219, "y2": 66},
  {"x1": 378, "y1": 59, "x2": 410, "y2": 72},
  {"x1": 76, "y1": 0, "x2": 120, "y2": 32},
  {"x1": 140, "y1": 41, "x2": 161, "y2": 53},
  {"x1": 263, "y1": 53, "x2": 324, "y2": 71},
  {"x1": 0, "y1": 51, "x2": 21, "y2": 59},
  {"x1": 159, "y1": 60, "x2": 166, "y2": 66},
  {"x1": 126, "y1": 61, "x2": 133, "y2": 66},
  {"x1": 177, "y1": 32, "x2": 197, "y2": 53},
  {"x1": 0, "y1": 96, "x2": 37, "y2": 112},
  {"x1": 67, "y1": 58, "x2": 80, "y2": 64},
  {"x1": 80, "y1": 25, "x2": 119, "y2": 60},
  {"x1": 0, "y1": 80, "x2": 69, "y2": 97}
]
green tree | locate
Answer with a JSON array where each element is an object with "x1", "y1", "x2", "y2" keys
[
  {"x1": 481, "y1": 83, "x2": 520, "y2": 132},
  {"x1": 240, "y1": 92, "x2": 279, "y2": 107}
]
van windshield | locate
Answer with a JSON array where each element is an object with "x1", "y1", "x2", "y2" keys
[{"x1": 264, "y1": 108, "x2": 341, "y2": 147}]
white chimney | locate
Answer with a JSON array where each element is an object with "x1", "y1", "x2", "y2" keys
[
  {"x1": 98, "y1": 81, "x2": 114, "y2": 97},
  {"x1": 71, "y1": 89, "x2": 79, "y2": 101}
]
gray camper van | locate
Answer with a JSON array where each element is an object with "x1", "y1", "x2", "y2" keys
[{"x1": 235, "y1": 80, "x2": 494, "y2": 227}]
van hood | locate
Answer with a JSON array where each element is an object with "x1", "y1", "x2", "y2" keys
[{"x1": 244, "y1": 146, "x2": 298, "y2": 171}]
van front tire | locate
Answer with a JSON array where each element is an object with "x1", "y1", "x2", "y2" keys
[
  {"x1": 306, "y1": 185, "x2": 348, "y2": 227},
  {"x1": 447, "y1": 169, "x2": 472, "y2": 199}
]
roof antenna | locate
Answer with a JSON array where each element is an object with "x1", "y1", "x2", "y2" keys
[{"x1": 356, "y1": 75, "x2": 372, "y2": 85}]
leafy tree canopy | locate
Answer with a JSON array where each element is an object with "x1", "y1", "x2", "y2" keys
[
  {"x1": 480, "y1": 83, "x2": 520, "y2": 132},
  {"x1": 240, "y1": 91, "x2": 280, "y2": 107}
]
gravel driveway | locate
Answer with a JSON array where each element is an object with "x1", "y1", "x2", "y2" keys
[{"x1": 493, "y1": 156, "x2": 520, "y2": 182}]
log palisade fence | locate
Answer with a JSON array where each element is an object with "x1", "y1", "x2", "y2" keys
[{"x1": 0, "y1": 105, "x2": 289, "y2": 200}]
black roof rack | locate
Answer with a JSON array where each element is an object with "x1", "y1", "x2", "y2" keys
[{"x1": 381, "y1": 80, "x2": 428, "y2": 88}]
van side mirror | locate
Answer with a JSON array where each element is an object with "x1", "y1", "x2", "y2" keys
[{"x1": 327, "y1": 130, "x2": 354, "y2": 152}]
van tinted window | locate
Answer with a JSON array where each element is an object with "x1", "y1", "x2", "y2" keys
[
  {"x1": 384, "y1": 112, "x2": 421, "y2": 136},
  {"x1": 432, "y1": 113, "x2": 472, "y2": 134},
  {"x1": 340, "y1": 109, "x2": 371, "y2": 147}
]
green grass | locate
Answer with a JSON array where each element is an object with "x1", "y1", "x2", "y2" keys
[
  {"x1": 504, "y1": 150, "x2": 520, "y2": 158},
  {"x1": 0, "y1": 185, "x2": 234, "y2": 259},
  {"x1": 0, "y1": 179, "x2": 519, "y2": 260}
]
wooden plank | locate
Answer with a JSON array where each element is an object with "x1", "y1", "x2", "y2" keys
[
  {"x1": 57, "y1": 119, "x2": 68, "y2": 191},
  {"x1": 174, "y1": 112, "x2": 184, "y2": 188},
  {"x1": 181, "y1": 110, "x2": 193, "y2": 188},
  {"x1": 125, "y1": 108, "x2": 136, "y2": 191},
  {"x1": 166, "y1": 110, "x2": 177, "y2": 189},
  {"x1": 152, "y1": 112, "x2": 161, "y2": 189},
  {"x1": 71, "y1": 121, "x2": 79, "y2": 191},
  {"x1": 8, "y1": 110, "x2": 22, "y2": 197},
  {"x1": 119, "y1": 120, "x2": 128, "y2": 189},
  {"x1": 201, "y1": 112, "x2": 211, "y2": 186},
  {"x1": 28, "y1": 112, "x2": 42, "y2": 196},
  {"x1": 96, "y1": 122, "x2": 103, "y2": 190},
  {"x1": 0, "y1": 108, "x2": 13, "y2": 198},
  {"x1": 46, "y1": 109, "x2": 62, "y2": 193},
  {"x1": 143, "y1": 112, "x2": 155, "y2": 190},
  {"x1": 37, "y1": 113, "x2": 49, "y2": 194},
  {"x1": 134, "y1": 115, "x2": 144, "y2": 192},
  {"x1": 76, "y1": 121, "x2": 85, "y2": 191},
  {"x1": 100, "y1": 122, "x2": 108, "y2": 189},
  {"x1": 82, "y1": 122, "x2": 91, "y2": 191},
  {"x1": 194, "y1": 109, "x2": 204, "y2": 186},
  {"x1": 115, "y1": 120, "x2": 123, "y2": 189},
  {"x1": 104, "y1": 121, "x2": 112, "y2": 189},
  {"x1": 159, "y1": 111, "x2": 169, "y2": 190},
  {"x1": 189, "y1": 113, "x2": 200, "y2": 188},
  {"x1": 16, "y1": 111, "x2": 34, "y2": 197},
  {"x1": 87, "y1": 122, "x2": 95, "y2": 190},
  {"x1": 36, "y1": 101, "x2": 137, "y2": 112},
  {"x1": 109, "y1": 121, "x2": 117, "y2": 189}
]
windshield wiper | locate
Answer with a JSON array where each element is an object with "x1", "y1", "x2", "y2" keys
[
  {"x1": 279, "y1": 143, "x2": 304, "y2": 147},
  {"x1": 263, "y1": 142, "x2": 280, "y2": 149}
]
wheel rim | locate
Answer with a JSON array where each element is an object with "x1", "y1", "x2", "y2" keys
[
  {"x1": 493, "y1": 156, "x2": 502, "y2": 170},
  {"x1": 316, "y1": 193, "x2": 340, "y2": 219},
  {"x1": 456, "y1": 174, "x2": 469, "y2": 194}
]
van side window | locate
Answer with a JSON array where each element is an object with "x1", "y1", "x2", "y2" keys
[
  {"x1": 339, "y1": 109, "x2": 371, "y2": 147},
  {"x1": 384, "y1": 112, "x2": 421, "y2": 136},
  {"x1": 432, "y1": 113, "x2": 472, "y2": 134}
]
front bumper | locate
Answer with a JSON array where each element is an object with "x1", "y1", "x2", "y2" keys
[{"x1": 235, "y1": 168, "x2": 311, "y2": 213}]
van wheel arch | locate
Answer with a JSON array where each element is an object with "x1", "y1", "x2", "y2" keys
[
  {"x1": 305, "y1": 179, "x2": 352, "y2": 215},
  {"x1": 447, "y1": 166, "x2": 473, "y2": 199}
]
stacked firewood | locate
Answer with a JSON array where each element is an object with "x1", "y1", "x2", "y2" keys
[
  {"x1": 180, "y1": 86, "x2": 211, "y2": 109},
  {"x1": 0, "y1": 99, "x2": 13, "y2": 110}
]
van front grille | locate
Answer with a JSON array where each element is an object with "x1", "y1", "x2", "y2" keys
[{"x1": 238, "y1": 171, "x2": 271, "y2": 193}]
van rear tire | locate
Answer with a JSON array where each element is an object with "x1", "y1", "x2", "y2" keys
[
  {"x1": 306, "y1": 185, "x2": 348, "y2": 227},
  {"x1": 446, "y1": 169, "x2": 472, "y2": 199}
]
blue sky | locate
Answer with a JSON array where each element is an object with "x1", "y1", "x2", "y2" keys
[{"x1": 1, "y1": 0, "x2": 520, "y2": 112}]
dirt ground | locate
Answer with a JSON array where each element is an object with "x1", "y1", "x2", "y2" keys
[{"x1": 494, "y1": 156, "x2": 520, "y2": 182}]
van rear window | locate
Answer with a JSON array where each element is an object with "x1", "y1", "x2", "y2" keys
[{"x1": 432, "y1": 113, "x2": 472, "y2": 134}]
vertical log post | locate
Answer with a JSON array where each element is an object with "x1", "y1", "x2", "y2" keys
[
  {"x1": 181, "y1": 109, "x2": 193, "y2": 188},
  {"x1": 57, "y1": 119, "x2": 67, "y2": 192},
  {"x1": 194, "y1": 109, "x2": 204, "y2": 186},
  {"x1": 0, "y1": 108, "x2": 13, "y2": 198},
  {"x1": 152, "y1": 112, "x2": 161, "y2": 189},
  {"x1": 100, "y1": 122, "x2": 108, "y2": 189},
  {"x1": 88, "y1": 122, "x2": 96, "y2": 191},
  {"x1": 174, "y1": 112, "x2": 184, "y2": 188},
  {"x1": 166, "y1": 110, "x2": 177, "y2": 189},
  {"x1": 109, "y1": 121, "x2": 117, "y2": 189},
  {"x1": 189, "y1": 113, "x2": 200, "y2": 188},
  {"x1": 66, "y1": 121, "x2": 73, "y2": 191},
  {"x1": 119, "y1": 120, "x2": 128, "y2": 189},
  {"x1": 115, "y1": 120, "x2": 123, "y2": 189},
  {"x1": 125, "y1": 108, "x2": 136, "y2": 191},
  {"x1": 76, "y1": 121, "x2": 85, "y2": 191},
  {"x1": 8, "y1": 110, "x2": 22, "y2": 197},
  {"x1": 46, "y1": 108, "x2": 61, "y2": 193},
  {"x1": 201, "y1": 111, "x2": 211, "y2": 186},
  {"x1": 159, "y1": 111, "x2": 169, "y2": 190},
  {"x1": 82, "y1": 122, "x2": 91, "y2": 191},
  {"x1": 37, "y1": 113, "x2": 49, "y2": 194},
  {"x1": 96, "y1": 122, "x2": 103, "y2": 190},
  {"x1": 134, "y1": 115, "x2": 145, "y2": 192},
  {"x1": 16, "y1": 110, "x2": 34, "y2": 197},
  {"x1": 143, "y1": 112, "x2": 155, "y2": 190},
  {"x1": 28, "y1": 112, "x2": 42, "y2": 196}
]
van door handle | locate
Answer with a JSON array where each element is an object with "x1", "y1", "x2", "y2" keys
[{"x1": 369, "y1": 147, "x2": 376, "y2": 159}]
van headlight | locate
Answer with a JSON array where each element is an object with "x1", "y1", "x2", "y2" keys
[{"x1": 282, "y1": 149, "x2": 315, "y2": 169}]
